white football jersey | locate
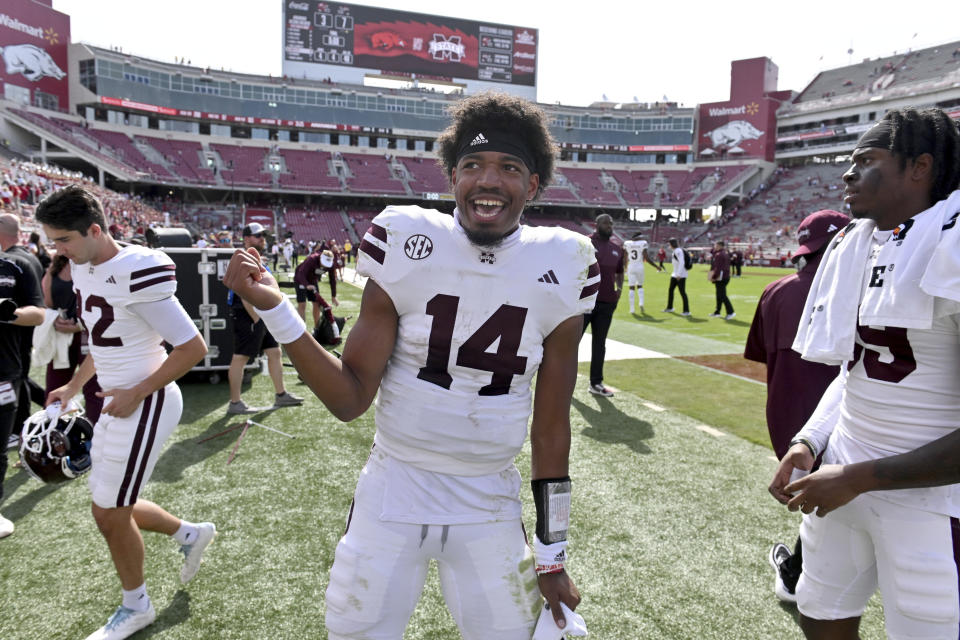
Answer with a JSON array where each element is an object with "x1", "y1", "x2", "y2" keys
[
  {"x1": 72, "y1": 245, "x2": 189, "y2": 389},
  {"x1": 358, "y1": 206, "x2": 598, "y2": 478},
  {"x1": 829, "y1": 230, "x2": 960, "y2": 515},
  {"x1": 623, "y1": 239, "x2": 648, "y2": 270}
]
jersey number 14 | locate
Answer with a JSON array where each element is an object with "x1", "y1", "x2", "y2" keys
[{"x1": 417, "y1": 294, "x2": 528, "y2": 396}]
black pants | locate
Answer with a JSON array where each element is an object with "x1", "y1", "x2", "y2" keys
[
  {"x1": 0, "y1": 379, "x2": 22, "y2": 502},
  {"x1": 783, "y1": 536, "x2": 803, "y2": 591},
  {"x1": 667, "y1": 277, "x2": 689, "y2": 313},
  {"x1": 583, "y1": 300, "x2": 616, "y2": 385},
  {"x1": 713, "y1": 278, "x2": 734, "y2": 315}
]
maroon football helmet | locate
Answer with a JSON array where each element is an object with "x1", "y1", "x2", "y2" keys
[{"x1": 19, "y1": 404, "x2": 94, "y2": 483}]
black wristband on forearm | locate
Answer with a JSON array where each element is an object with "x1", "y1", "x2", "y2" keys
[{"x1": 532, "y1": 476, "x2": 571, "y2": 544}]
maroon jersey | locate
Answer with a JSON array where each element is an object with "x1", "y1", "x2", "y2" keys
[
  {"x1": 294, "y1": 252, "x2": 337, "y2": 299},
  {"x1": 744, "y1": 259, "x2": 840, "y2": 459},
  {"x1": 710, "y1": 249, "x2": 731, "y2": 280},
  {"x1": 590, "y1": 233, "x2": 624, "y2": 304}
]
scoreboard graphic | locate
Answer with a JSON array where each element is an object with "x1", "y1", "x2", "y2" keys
[{"x1": 283, "y1": 2, "x2": 537, "y2": 87}]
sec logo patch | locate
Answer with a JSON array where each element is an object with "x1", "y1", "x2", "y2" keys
[{"x1": 404, "y1": 234, "x2": 433, "y2": 260}]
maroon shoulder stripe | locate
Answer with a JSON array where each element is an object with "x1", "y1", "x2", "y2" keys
[
  {"x1": 368, "y1": 223, "x2": 387, "y2": 242},
  {"x1": 128, "y1": 387, "x2": 165, "y2": 504},
  {"x1": 130, "y1": 274, "x2": 176, "y2": 292},
  {"x1": 360, "y1": 239, "x2": 385, "y2": 265},
  {"x1": 131, "y1": 264, "x2": 176, "y2": 279},
  {"x1": 117, "y1": 393, "x2": 154, "y2": 507},
  {"x1": 587, "y1": 262, "x2": 600, "y2": 278},
  {"x1": 580, "y1": 282, "x2": 600, "y2": 300}
]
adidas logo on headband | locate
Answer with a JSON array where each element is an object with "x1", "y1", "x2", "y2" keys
[{"x1": 469, "y1": 133, "x2": 488, "y2": 146}]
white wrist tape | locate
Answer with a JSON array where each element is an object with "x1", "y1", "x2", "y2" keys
[
  {"x1": 533, "y1": 536, "x2": 568, "y2": 574},
  {"x1": 257, "y1": 299, "x2": 306, "y2": 344}
]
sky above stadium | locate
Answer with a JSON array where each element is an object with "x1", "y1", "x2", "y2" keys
[{"x1": 53, "y1": 0, "x2": 959, "y2": 108}]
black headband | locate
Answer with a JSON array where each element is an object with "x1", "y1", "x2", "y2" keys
[
  {"x1": 455, "y1": 128, "x2": 537, "y2": 175},
  {"x1": 855, "y1": 120, "x2": 893, "y2": 150}
]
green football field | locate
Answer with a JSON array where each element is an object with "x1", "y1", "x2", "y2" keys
[{"x1": 0, "y1": 263, "x2": 886, "y2": 639}]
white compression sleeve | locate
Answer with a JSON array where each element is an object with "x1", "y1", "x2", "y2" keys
[{"x1": 128, "y1": 296, "x2": 200, "y2": 347}]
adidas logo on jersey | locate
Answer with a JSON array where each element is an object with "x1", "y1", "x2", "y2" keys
[
  {"x1": 537, "y1": 270, "x2": 559, "y2": 284},
  {"x1": 105, "y1": 275, "x2": 117, "y2": 284},
  {"x1": 469, "y1": 133, "x2": 488, "y2": 146}
]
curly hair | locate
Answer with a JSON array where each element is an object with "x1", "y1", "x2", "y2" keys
[
  {"x1": 435, "y1": 91, "x2": 557, "y2": 199},
  {"x1": 883, "y1": 107, "x2": 960, "y2": 204}
]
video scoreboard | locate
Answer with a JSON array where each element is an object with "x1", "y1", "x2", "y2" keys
[{"x1": 283, "y1": 1, "x2": 538, "y2": 88}]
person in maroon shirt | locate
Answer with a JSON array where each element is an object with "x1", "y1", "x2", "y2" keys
[
  {"x1": 583, "y1": 214, "x2": 624, "y2": 397},
  {"x1": 293, "y1": 247, "x2": 338, "y2": 326},
  {"x1": 744, "y1": 209, "x2": 849, "y2": 604},
  {"x1": 708, "y1": 240, "x2": 735, "y2": 319}
]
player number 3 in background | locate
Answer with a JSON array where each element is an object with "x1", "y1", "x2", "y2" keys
[{"x1": 417, "y1": 293, "x2": 528, "y2": 396}]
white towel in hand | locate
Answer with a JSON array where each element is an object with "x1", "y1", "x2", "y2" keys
[
  {"x1": 532, "y1": 602, "x2": 587, "y2": 640},
  {"x1": 33, "y1": 309, "x2": 74, "y2": 369},
  {"x1": 792, "y1": 219, "x2": 873, "y2": 365}
]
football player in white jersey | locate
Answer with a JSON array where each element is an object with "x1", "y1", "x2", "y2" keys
[
  {"x1": 37, "y1": 186, "x2": 217, "y2": 640},
  {"x1": 225, "y1": 92, "x2": 596, "y2": 639},
  {"x1": 770, "y1": 108, "x2": 960, "y2": 639},
  {"x1": 622, "y1": 231, "x2": 662, "y2": 314}
]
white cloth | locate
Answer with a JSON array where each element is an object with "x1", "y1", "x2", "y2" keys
[
  {"x1": 32, "y1": 308, "x2": 73, "y2": 369},
  {"x1": 793, "y1": 190, "x2": 960, "y2": 365},
  {"x1": 920, "y1": 190, "x2": 960, "y2": 301},
  {"x1": 670, "y1": 247, "x2": 687, "y2": 278},
  {"x1": 792, "y1": 220, "x2": 872, "y2": 364},
  {"x1": 532, "y1": 602, "x2": 588, "y2": 639}
]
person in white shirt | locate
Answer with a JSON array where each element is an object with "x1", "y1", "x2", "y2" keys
[
  {"x1": 664, "y1": 237, "x2": 689, "y2": 316},
  {"x1": 622, "y1": 231, "x2": 662, "y2": 314}
]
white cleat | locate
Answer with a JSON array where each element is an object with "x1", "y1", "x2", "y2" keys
[
  {"x1": 180, "y1": 522, "x2": 217, "y2": 583},
  {"x1": 85, "y1": 603, "x2": 156, "y2": 640}
]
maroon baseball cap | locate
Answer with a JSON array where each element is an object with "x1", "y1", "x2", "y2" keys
[{"x1": 793, "y1": 210, "x2": 850, "y2": 261}]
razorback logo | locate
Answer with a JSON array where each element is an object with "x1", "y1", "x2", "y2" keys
[
  {"x1": 1, "y1": 44, "x2": 65, "y2": 81},
  {"x1": 704, "y1": 120, "x2": 763, "y2": 149},
  {"x1": 370, "y1": 32, "x2": 405, "y2": 50}
]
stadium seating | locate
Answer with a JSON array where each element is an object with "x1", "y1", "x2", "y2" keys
[
  {"x1": 342, "y1": 153, "x2": 406, "y2": 195},
  {"x1": 399, "y1": 157, "x2": 448, "y2": 195},
  {"x1": 82, "y1": 129, "x2": 175, "y2": 179},
  {"x1": 210, "y1": 143, "x2": 272, "y2": 187},
  {"x1": 140, "y1": 137, "x2": 216, "y2": 184},
  {"x1": 277, "y1": 149, "x2": 341, "y2": 191},
  {"x1": 558, "y1": 168, "x2": 623, "y2": 206},
  {"x1": 284, "y1": 208, "x2": 349, "y2": 245}
]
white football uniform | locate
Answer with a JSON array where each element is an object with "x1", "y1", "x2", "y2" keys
[
  {"x1": 325, "y1": 206, "x2": 598, "y2": 639},
  {"x1": 72, "y1": 245, "x2": 199, "y2": 508},
  {"x1": 623, "y1": 239, "x2": 648, "y2": 286},
  {"x1": 798, "y1": 224, "x2": 960, "y2": 634}
]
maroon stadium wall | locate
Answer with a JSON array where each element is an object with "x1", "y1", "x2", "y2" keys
[
  {"x1": 696, "y1": 57, "x2": 786, "y2": 162},
  {"x1": 283, "y1": 1, "x2": 537, "y2": 87},
  {"x1": 0, "y1": 0, "x2": 70, "y2": 111}
]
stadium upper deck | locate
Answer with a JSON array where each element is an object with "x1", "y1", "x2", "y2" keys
[
  {"x1": 775, "y1": 40, "x2": 960, "y2": 160},
  {"x1": 68, "y1": 44, "x2": 696, "y2": 166}
]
